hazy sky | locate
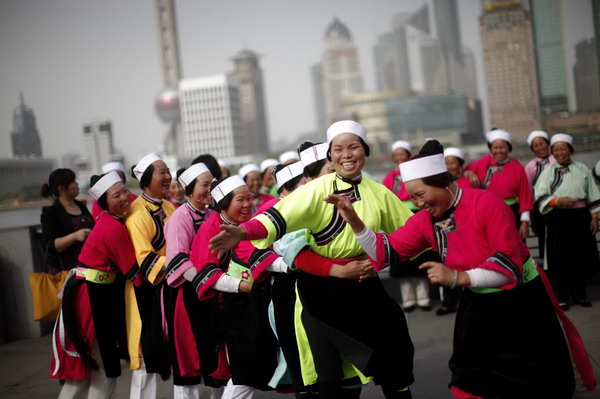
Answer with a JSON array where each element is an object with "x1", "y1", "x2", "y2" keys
[{"x1": 0, "y1": 0, "x2": 594, "y2": 166}]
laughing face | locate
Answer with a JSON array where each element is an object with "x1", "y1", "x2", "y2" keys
[
  {"x1": 330, "y1": 133, "x2": 366, "y2": 179},
  {"x1": 106, "y1": 182, "x2": 131, "y2": 217},
  {"x1": 224, "y1": 185, "x2": 253, "y2": 224},
  {"x1": 405, "y1": 179, "x2": 453, "y2": 219},
  {"x1": 148, "y1": 160, "x2": 172, "y2": 199}
]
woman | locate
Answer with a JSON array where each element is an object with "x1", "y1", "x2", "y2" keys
[
  {"x1": 164, "y1": 163, "x2": 223, "y2": 398},
  {"x1": 239, "y1": 163, "x2": 275, "y2": 216},
  {"x1": 189, "y1": 176, "x2": 255, "y2": 399},
  {"x1": 326, "y1": 140, "x2": 596, "y2": 398},
  {"x1": 92, "y1": 161, "x2": 137, "y2": 220},
  {"x1": 444, "y1": 147, "x2": 470, "y2": 190},
  {"x1": 382, "y1": 140, "x2": 416, "y2": 211},
  {"x1": 41, "y1": 168, "x2": 94, "y2": 271},
  {"x1": 464, "y1": 129, "x2": 532, "y2": 239},
  {"x1": 534, "y1": 133, "x2": 600, "y2": 310},
  {"x1": 298, "y1": 141, "x2": 335, "y2": 180},
  {"x1": 168, "y1": 176, "x2": 187, "y2": 208},
  {"x1": 125, "y1": 153, "x2": 175, "y2": 399},
  {"x1": 524, "y1": 131, "x2": 555, "y2": 259},
  {"x1": 210, "y1": 121, "x2": 416, "y2": 399},
  {"x1": 218, "y1": 159, "x2": 231, "y2": 179},
  {"x1": 51, "y1": 172, "x2": 143, "y2": 399},
  {"x1": 260, "y1": 158, "x2": 280, "y2": 196}
]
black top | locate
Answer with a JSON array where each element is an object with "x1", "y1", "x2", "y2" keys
[{"x1": 40, "y1": 199, "x2": 94, "y2": 269}]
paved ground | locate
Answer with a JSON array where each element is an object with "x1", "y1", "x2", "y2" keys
[{"x1": 1, "y1": 279, "x2": 599, "y2": 398}]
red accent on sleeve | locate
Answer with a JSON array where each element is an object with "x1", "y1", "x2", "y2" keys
[
  {"x1": 549, "y1": 197, "x2": 558, "y2": 207},
  {"x1": 242, "y1": 219, "x2": 268, "y2": 240},
  {"x1": 294, "y1": 249, "x2": 333, "y2": 277}
]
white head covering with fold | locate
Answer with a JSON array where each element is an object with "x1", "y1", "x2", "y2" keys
[
  {"x1": 238, "y1": 163, "x2": 260, "y2": 180},
  {"x1": 260, "y1": 159, "x2": 279, "y2": 173},
  {"x1": 102, "y1": 161, "x2": 125, "y2": 174},
  {"x1": 527, "y1": 130, "x2": 549, "y2": 146},
  {"x1": 212, "y1": 175, "x2": 246, "y2": 204},
  {"x1": 550, "y1": 133, "x2": 573, "y2": 147},
  {"x1": 178, "y1": 163, "x2": 210, "y2": 188},
  {"x1": 279, "y1": 151, "x2": 299, "y2": 164},
  {"x1": 399, "y1": 154, "x2": 448, "y2": 183},
  {"x1": 218, "y1": 159, "x2": 230, "y2": 169},
  {"x1": 326, "y1": 120, "x2": 366, "y2": 143},
  {"x1": 444, "y1": 147, "x2": 464, "y2": 161},
  {"x1": 300, "y1": 142, "x2": 328, "y2": 166},
  {"x1": 391, "y1": 140, "x2": 411, "y2": 153},
  {"x1": 485, "y1": 129, "x2": 511, "y2": 144},
  {"x1": 133, "y1": 153, "x2": 161, "y2": 180},
  {"x1": 276, "y1": 161, "x2": 305, "y2": 187},
  {"x1": 89, "y1": 171, "x2": 122, "y2": 200}
]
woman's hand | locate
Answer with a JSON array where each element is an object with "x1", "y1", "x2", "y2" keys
[
  {"x1": 464, "y1": 171, "x2": 480, "y2": 188},
  {"x1": 419, "y1": 261, "x2": 470, "y2": 288},
  {"x1": 557, "y1": 197, "x2": 576, "y2": 208},
  {"x1": 238, "y1": 281, "x2": 252, "y2": 294},
  {"x1": 73, "y1": 228, "x2": 91, "y2": 242},
  {"x1": 323, "y1": 194, "x2": 365, "y2": 233},
  {"x1": 519, "y1": 221, "x2": 529, "y2": 240},
  {"x1": 329, "y1": 259, "x2": 374, "y2": 281},
  {"x1": 591, "y1": 216, "x2": 598, "y2": 235},
  {"x1": 209, "y1": 225, "x2": 246, "y2": 253}
]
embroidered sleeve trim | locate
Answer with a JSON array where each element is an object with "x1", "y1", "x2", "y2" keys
[
  {"x1": 534, "y1": 194, "x2": 550, "y2": 209},
  {"x1": 263, "y1": 207, "x2": 287, "y2": 241},
  {"x1": 166, "y1": 252, "x2": 189, "y2": 278},
  {"x1": 192, "y1": 264, "x2": 220, "y2": 293},
  {"x1": 124, "y1": 264, "x2": 141, "y2": 281},
  {"x1": 486, "y1": 252, "x2": 520, "y2": 284},
  {"x1": 140, "y1": 252, "x2": 159, "y2": 278}
]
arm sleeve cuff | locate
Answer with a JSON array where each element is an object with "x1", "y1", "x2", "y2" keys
[
  {"x1": 214, "y1": 274, "x2": 241, "y2": 293},
  {"x1": 466, "y1": 268, "x2": 512, "y2": 288},
  {"x1": 242, "y1": 219, "x2": 268, "y2": 240},
  {"x1": 520, "y1": 210, "x2": 530, "y2": 222},
  {"x1": 355, "y1": 226, "x2": 377, "y2": 260},
  {"x1": 265, "y1": 257, "x2": 289, "y2": 273}
]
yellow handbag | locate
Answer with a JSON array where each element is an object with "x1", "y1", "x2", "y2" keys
[{"x1": 28, "y1": 243, "x2": 70, "y2": 321}]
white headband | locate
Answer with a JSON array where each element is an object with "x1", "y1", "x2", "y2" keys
[
  {"x1": 260, "y1": 158, "x2": 279, "y2": 173},
  {"x1": 211, "y1": 175, "x2": 246, "y2": 204},
  {"x1": 326, "y1": 120, "x2": 366, "y2": 143},
  {"x1": 238, "y1": 163, "x2": 260, "y2": 179},
  {"x1": 486, "y1": 129, "x2": 511, "y2": 144},
  {"x1": 527, "y1": 130, "x2": 549, "y2": 146},
  {"x1": 102, "y1": 161, "x2": 125, "y2": 174},
  {"x1": 300, "y1": 142, "x2": 329, "y2": 166},
  {"x1": 399, "y1": 154, "x2": 447, "y2": 183},
  {"x1": 391, "y1": 140, "x2": 411, "y2": 153},
  {"x1": 178, "y1": 163, "x2": 210, "y2": 188},
  {"x1": 89, "y1": 171, "x2": 122, "y2": 200},
  {"x1": 276, "y1": 161, "x2": 305, "y2": 187},
  {"x1": 218, "y1": 159, "x2": 230, "y2": 169},
  {"x1": 133, "y1": 153, "x2": 161, "y2": 180},
  {"x1": 550, "y1": 133, "x2": 573, "y2": 147},
  {"x1": 444, "y1": 147, "x2": 464, "y2": 161},
  {"x1": 279, "y1": 151, "x2": 299, "y2": 164}
]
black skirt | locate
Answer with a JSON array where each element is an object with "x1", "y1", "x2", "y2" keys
[{"x1": 450, "y1": 277, "x2": 574, "y2": 398}]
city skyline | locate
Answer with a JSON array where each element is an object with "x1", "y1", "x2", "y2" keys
[{"x1": 0, "y1": 0, "x2": 594, "y2": 166}]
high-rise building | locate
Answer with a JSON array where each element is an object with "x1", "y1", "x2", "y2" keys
[
  {"x1": 591, "y1": 0, "x2": 600, "y2": 100},
  {"x1": 317, "y1": 18, "x2": 364, "y2": 128},
  {"x1": 574, "y1": 37, "x2": 600, "y2": 112},
  {"x1": 529, "y1": 0, "x2": 568, "y2": 111},
  {"x1": 82, "y1": 119, "x2": 115, "y2": 174},
  {"x1": 229, "y1": 49, "x2": 270, "y2": 157},
  {"x1": 10, "y1": 92, "x2": 42, "y2": 158},
  {"x1": 179, "y1": 75, "x2": 245, "y2": 161},
  {"x1": 480, "y1": 1, "x2": 541, "y2": 141},
  {"x1": 311, "y1": 63, "x2": 326, "y2": 134}
]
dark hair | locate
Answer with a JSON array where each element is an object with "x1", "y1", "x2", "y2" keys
[
  {"x1": 326, "y1": 136, "x2": 370, "y2": 161},
  {"x1": 272, "y1": 164, "x2": 303, "y2": 195},
  {"x1": 192, "y1": 154, "x2": 222, "y2": 180},
  {"x1": 413, "y1": 140, "x2": 452, "y2": 188},
  {"x1": 90, "y1": 174, "x2": 109, "y2": 210},
  {"x1": 210, "y1": 178, "x2": 234, "y2": 211},
  {"x1": 298, "y1": 141, "x2": 328, "y2": 179},
  {"x1": 130, "y1": 163, "x2": 155, "y2": 189},
  {"x1": 41, "y1": 168, "x2": 76, "y2": 198}
]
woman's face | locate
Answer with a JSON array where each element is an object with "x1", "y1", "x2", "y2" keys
[
  {"x1": 393, "y1": 148, "x2": 410, "y2": 165},
  {"x1": 405, "y1": 179, "x2": 453, "y2": 219},
  {"x1": 330, "y1": 133, "x2": 366, "y2": 179},
  {"x1": 551, "y1": 142, "x2": 572, "y2": 165},
  {"x1": 190, "y1": 172, "x2": 213, "y2": 208},
  {"x1": 531, "y1": 137, "x2": 550, "y2": 159},
  {"x1": 147, "y1": 160, "x2": 172, "y2": 198},
  {"x1": 262, "y1": 166, "x2": 276, "y2": 189},
  {"x1": 490, "y1": 140, "x2": 510, "y2": 162},
  {"x1": 169, "y1": 179, "x2": 185, "y2": 201},
  {"x1": 245, "y1": 171, "x2": 262, "y2": 194},
  {"x1": 106, "y1": 182, "x2": 131, "y2": 217},
  {"x1": 224, "y1": 186, "x2": 253, "y2": 224},
  {"x1": 62, "y1": 180, "x2": 80, "y2": 199},
  {"x1": 445, "y1": 156, "x2": 462, "y2": 176}
]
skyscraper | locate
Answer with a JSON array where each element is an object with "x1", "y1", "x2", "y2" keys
[
  {"x1": 82, "y1": 119, "x2": 115, "y2": 174},
  {"x1": 10, "y1": 92, "x2": 42, "y2": 158},
  {"x1": 318, "y1": 18, "x2": 364, "y2": 128},
  {"x1": 574, "y1": 37, "x2": 600, "y2": 112},
  {"x1": 480, "y1": 1, "x2": 541, "y2": 141},
  {"x1": 529, "y1": 0, "x2": 568, "y2": 111},
  {"x1": 229, "y1": 49, "x2": 270, "y2": 157},
  {"x1": 179, "y1": 75, "x2": 245, "y2": 161},
  {"x1": 311, "y1": 63, "x2": 326, "y2": 134}
]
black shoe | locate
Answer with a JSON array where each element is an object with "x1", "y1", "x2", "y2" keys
[
  {"x1": 578, "y1": 300, "x2": 592, "y2": 307},
  {"x1": 559, "y1": 302, "x2": 569, "y2": 311},
  {"x1": 420, "y1": 305, "x2": 432, "y2": 311},
  {"x1": 436, "y1": 306, "x2": 456, "y2": 316},
  {"x1": 403, "y1": 305, "x2": 416, "y2": 313}
]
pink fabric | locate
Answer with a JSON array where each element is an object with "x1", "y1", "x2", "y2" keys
[
  {"x1": 450, "y1": 386, "x2": 483, "y2": 399},
  {"x1": 242, "y1": 218, "x2": 269, "y2": 240},
  {"x1": 454, "y1": 176, "x2": 472, "y2": 190},
  {"x1": 174, "y1": 288, "x2": 201, "y2": 377},
  {"x1": 465, "y1": 154, "x2": 533, "y2": 214},
  {"x1": 382, "y1": 169, "x2": 410, "y2": 201},
  {"x1": 209, "y1": 343, "x2": 231, "y2": 380},
  {"x1": 524, "y1": 155, "x2": 555, "y2": 188}
]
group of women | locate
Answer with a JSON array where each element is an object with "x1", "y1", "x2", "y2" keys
[{"x1": 42, "y1": 119, "x2": 598, "y2": 399}]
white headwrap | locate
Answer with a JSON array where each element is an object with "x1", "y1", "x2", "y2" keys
[
  {"x1": 218, "y1": 159, "x2": 230, "y2": 169},
  {"x1": 276, "y1": 161, "x2": 305, "y2": 187},
  {"x1": 238, "y1": 163, "x2": 260, "y2": 180},
  {"x1": 89, "y1": 171, "x2": 122, "y2": 200},
  {"x1": 300, "y1": 142, "x2": 328, "y2": 166},
  {"x1": 326, "y1": 120, "x2": 366, "y2": 143},
  {"x1": 102, "y1": 161, "x2": 125, "y2": 174},
  {"x1": 550, "y1": 133, "x2": 573, "y2": 147},
  {"x1": 399, "y1": 154, "x2": 448, "y2": 183},
  {"x1": 279, "y1": 151, "x2": 300, "y2": 164},
  {"x1": 444, "y1": 147, "x2": 464, "y2": 161},
  {"x1": 391, "y1": 140, "x2": 411, "y2": 154},
  {"x1": 133, "y1": 153, "x2": 161, "y2": 180},
  {"x1": 260, "y1": 159, "x2": 279, "y2": 173},
  {"x1": 178, "y1": 163, "x2": 210, "y2": 188},
  {"x1": 486, "y1": 129, "x2": 512, "y2": 144},
  {"x1": 527, "y1": 130, "x2": 549, "y2": 146},
  {"x1": 211, "y1": 175, "x2": 246, "y2": 204}
]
